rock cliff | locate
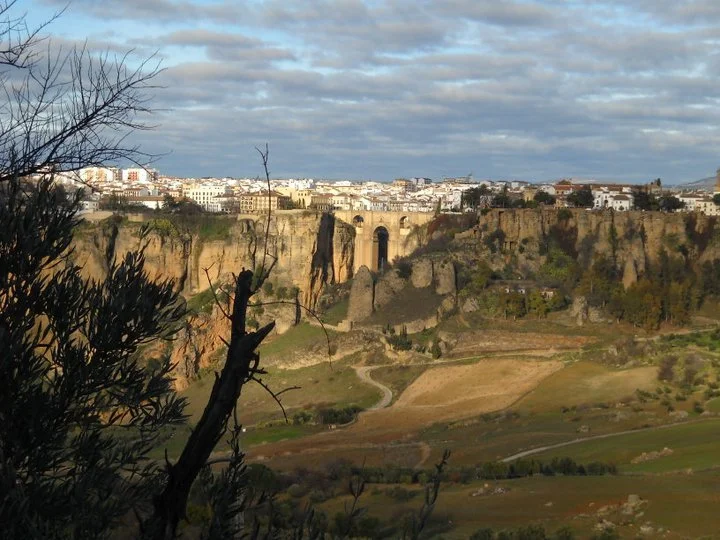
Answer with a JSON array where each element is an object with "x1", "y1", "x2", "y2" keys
[
  {"x1": 72, "y1": 211, "x2": 355, "y2": 386},
  {"x1": 475, "y1": 208, "x2": 720, "y2": 286},
  {"x1": 73, "y1": 211, "x2": 355, "y2": 306}
]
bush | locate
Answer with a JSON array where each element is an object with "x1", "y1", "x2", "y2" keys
[
  {"x1": 317, "y1": 405, "x2": 363, "y2": 425},
  {"x1": 387, "y1": 326, "x2": 413, "y2": 351},
  {"x1": 658, "y1": 355, "x2": 678, "y2": 382},
  {"x1": 292, "y1": 410, "x2": 313, "y2": 425}
]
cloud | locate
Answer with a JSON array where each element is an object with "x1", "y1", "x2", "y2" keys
[{"x1": 25, "y1": 0, "x2": 720, "y2": 182}]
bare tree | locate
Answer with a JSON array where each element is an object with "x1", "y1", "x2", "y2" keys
[{"x1": 0, "y1": 0, "x2": 160, "y2": 183}]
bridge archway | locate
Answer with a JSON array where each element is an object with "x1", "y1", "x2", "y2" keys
[
  {"x1": 372, "y1": 226, "x2": 389, "y2": 272},
  {"x1": 334, "y1": 210, "x2": 435, "y2": 274}
]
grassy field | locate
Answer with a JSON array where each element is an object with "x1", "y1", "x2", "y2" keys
[
  {"x1": 417, "y1": 361, "x2": 677, "y2": 466},
  {"x1": 530, "y1": 419, "x2": 720, "y2": 473},
  {"x1": 515, "y1": 361, "x2": 658, "y2": 413},
  {"x1": 318, "y1": 472, "x2": 720, "y2": 538},
  {"x1": 181, "y1": 357, "x2": 381, "y2": 426},
  {"x1": 258, "y1": 323, "x2": 336, "y2": 362},
  {"x1": 369, "y1": 364, "x2": 428, "y2": 404}
]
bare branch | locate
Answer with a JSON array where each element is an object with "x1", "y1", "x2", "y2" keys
[
  {"x1": 250, "y1": 376, "x2": 300, "y2": 423},
  {"x1": 202, "y1": 265, "x2": 231, "y2": 321}
]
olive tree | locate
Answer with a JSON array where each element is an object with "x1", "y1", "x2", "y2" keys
[{"x1": 0, "y1": 4, "x2": 278, "y2": 538}]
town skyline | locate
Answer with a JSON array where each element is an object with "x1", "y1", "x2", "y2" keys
[{"x1": 26, "y1": 0, "x2": 720, "y2": 183}]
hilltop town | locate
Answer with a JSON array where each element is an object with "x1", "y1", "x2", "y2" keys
[{"x1": 44, "y1": 166, "x2": 720, "y2": 216}]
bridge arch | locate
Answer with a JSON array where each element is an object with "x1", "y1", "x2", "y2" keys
[
  {"x1": 372, "y1": 226, "x2": 389, "y2": 272},
  {"x1": 334, "y1": 210, "x2": 435, "y2": 274}
]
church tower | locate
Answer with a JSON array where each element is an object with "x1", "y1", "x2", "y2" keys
[{"x1": 716, "y1": 168, "x2": 720, "y2": 194}]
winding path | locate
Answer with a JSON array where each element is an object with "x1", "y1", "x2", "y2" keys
[
  {"x1": 500, "y1": 419, "x2": 712, "y2": 463},
  {"x1": 355, "y1": 366, "x2": 393, "y2": 410}
]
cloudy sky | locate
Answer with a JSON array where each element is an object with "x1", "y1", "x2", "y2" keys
[{"x1": 23, "y1": 0, "x2": 720, "y2": 183}]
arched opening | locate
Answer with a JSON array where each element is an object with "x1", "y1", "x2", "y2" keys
[
  {"x1": 372, "y1": 226, "x2": 389, "y2": 272},
  {"x1": 352, "y1": 215, "x2": 364, "y2": 228},
  {"x1": 399, "y1": 216, "x2": 409, "y2": 229}
]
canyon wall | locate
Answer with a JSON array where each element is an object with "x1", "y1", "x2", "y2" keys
[
  {"x1": 474, "y1": 208, "x2": 720, "y2": 286},
  {"x1": 72, "y1": 211, "x2": 355, "y2": 307},
  {"x1": 71, "y1": 211, "x2": 355, "y2": 386}
]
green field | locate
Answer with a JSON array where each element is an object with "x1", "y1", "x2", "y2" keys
[
  {"x1": 318, "y1": 472, "x2": 720, "y2": 538},
  {"x1": 258, "y1": 322, "x2": 336, "y2": 362},
  {"x1": 530, "y1": 419, "x2": 720, "y2": 474}
]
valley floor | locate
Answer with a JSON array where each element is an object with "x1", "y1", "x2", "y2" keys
[{"x1": 175, "y1": 311, "x2": 720, "y2": 537}]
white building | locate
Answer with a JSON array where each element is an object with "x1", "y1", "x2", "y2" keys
[
  {"x1": 78, "y1": 166, "x2": 119, "y2": 184},
  {"x1": 592, "y1": 187, "x2": 634, "y2": 211},
  {"x1": 695, "y1": 197, "x2": 720, "y2": 216},
  {"x1": 183, "y1": 184, "x2": 233, "y2": 211}
]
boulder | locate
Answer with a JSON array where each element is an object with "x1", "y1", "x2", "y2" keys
[
  {"x1": 347, "y1": 266, "x2": 374, "y2": 322},
  {"x1": 434, "y1": 260, "x2": 456, "y2": 295},
  {"x1": 411, "y1": 258, "x2": 433, "y2": 288},
  {"x1": 462, "y1": 297, "x2": 479, "y2": 313}
]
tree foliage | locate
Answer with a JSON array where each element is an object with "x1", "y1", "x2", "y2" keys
[
  {"x1": 0, "y1": 6, "x2": 281, "y2": 538},
  {"x1": 533, "y1": 190, "x2": 556, "y2": 205},
  {"x1": 0, "y1": 179, "x2": 187, "y2": 538},
  {"x1": 566, "y1": 186, "x2": 594, "y2": 208}
]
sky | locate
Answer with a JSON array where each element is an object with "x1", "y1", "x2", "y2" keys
[{"x1": 20, "y1": 0, "x2": 720, "y2": 183}]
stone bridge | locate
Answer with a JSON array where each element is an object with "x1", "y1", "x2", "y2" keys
[{"x1": 334, "y1": 210, "x2": 435, "y2": 273}]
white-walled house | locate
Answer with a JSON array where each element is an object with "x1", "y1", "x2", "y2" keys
[{"x1": 592, "y1": 188, "x2": 634, "y2": 211}]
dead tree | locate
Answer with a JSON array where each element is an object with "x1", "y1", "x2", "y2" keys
[{"x1": 147, "y1": 270, "x2": 273, "y2": 538}]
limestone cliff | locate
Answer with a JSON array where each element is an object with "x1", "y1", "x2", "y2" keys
[
  {"x1": 475, "y1": 208, "x2": 720, "y2": 286},
  {"x1": 72, "y1": 211, "x2": 355, "y2": 385},
  {"x1": 73, "y1": 211, "x2": 354, "y2": 305}
]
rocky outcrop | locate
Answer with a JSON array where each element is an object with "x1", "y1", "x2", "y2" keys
[
  {"x1": 411, "y1": 259, "x2": 433, "y2": 288},
  {"x1": 434, "y1": 260, "x2": 456, "y2": 295},
  {"x1": 347, "y1": 266, "x2": 375, "y2": 322}
]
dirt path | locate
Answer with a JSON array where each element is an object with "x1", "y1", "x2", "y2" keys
[
  {"x1": 500, "y1": 420, "x2": 711, "y2": 463},
  {"x1": 355, "y1": 366, "x2": 393, "y2": 410}
]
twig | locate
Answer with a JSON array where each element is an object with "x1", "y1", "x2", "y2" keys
[
  {"x1": 202, "y1": 265, "x2": 231, "y2": 320},
  {"x1": 250, "y1": 376, "x2": 300, "y2": 423},
  {"x1": 254, "y1": 143, "x2": 273, "y2": 290},
  {"x1": 248, "y1": 299, "x2": 334, "y2": 359}
]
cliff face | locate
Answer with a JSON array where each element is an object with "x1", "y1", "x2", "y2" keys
[
  {"x1": 73, "y1": 211, "x2": 355, "y2": 306},
  {"x1": 72, "y1": 212, "x2": 355, "y2": 386},
  {"x1": 476, "y1": 208, "x2": 720, "y2": 286}
]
